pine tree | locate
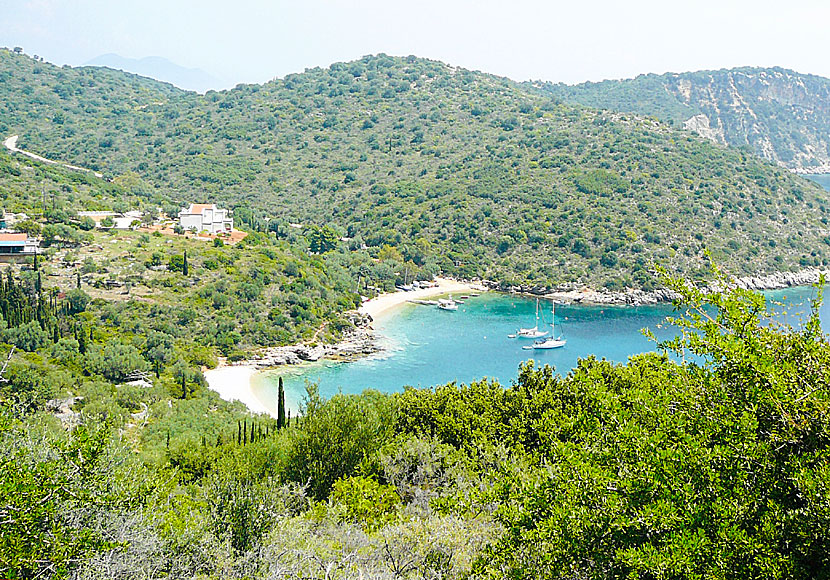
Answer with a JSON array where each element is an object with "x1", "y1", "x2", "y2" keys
[{"x1": 277, "y1": 376, "x2": 286, "y2": 429}]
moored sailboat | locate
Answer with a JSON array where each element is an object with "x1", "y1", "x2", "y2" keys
[
  {"x1": 523, "y1": 300, "x2": 566, "y2": 350},
  {"x1": 509, "y1": 298, "x2": 548, "y2": 338}
]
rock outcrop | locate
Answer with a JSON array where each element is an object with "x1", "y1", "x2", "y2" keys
[
  {"x1": 494, "y1": 268, "x2": 829, "y2": 306},
  {"x1": 239, "y1": 312, "x2": 380, "y2": 369}
]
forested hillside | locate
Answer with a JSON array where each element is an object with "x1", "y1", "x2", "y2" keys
[
  {"x1": 537, "y1": 67, "x2": 830, "y2": 174},
  {"x1": 2, "y1": 50, "x2": 829, "y2": 289},
  {"x1": 4, "y1": 277, "x2": 830, "y2": 578}
]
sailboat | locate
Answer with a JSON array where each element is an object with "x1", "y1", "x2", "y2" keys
[
  {"x1": 508, "y1": 298, "x2": 548, "y2": 339},
  {"x1": 523, "y1": 300, "x2": 566, "y2": 350}
]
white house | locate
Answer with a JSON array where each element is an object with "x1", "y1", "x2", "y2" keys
[
  {"x1": 0, "y1": 233, "x2": 39, "y2": 262},
  {"x1": 178, "y1": 204, "x2": 233, "y2": 234}
]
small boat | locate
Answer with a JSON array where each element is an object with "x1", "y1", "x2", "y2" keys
[
  {"x1": 523, "y1": 301, "x2": 566, "y2": 350},
  {"x1": 510, "y1": 298, "x2": 548, "y2": 339},
  {"x1": 437, "y1": 297, "x2": 459, "y2": 311}
]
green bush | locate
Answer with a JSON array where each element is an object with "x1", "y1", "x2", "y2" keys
[
  {"x1": 284, "y1": 385, "x2": 396, "y2": 500},
  {"x1": 330, "y1": 475, "x2": 400, "y2": 531}
]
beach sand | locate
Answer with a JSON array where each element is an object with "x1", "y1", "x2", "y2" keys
[
  {"x1": 360, "y1": 277, "x2": 485, "y2": 321},
  {"x1": 204, "y1": 365, "x2": 274, "y2": 416}
]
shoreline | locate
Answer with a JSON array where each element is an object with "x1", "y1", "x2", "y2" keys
[
  {"x1": 204, "y1": 277, "x2": 486, "y2": 414},
  {"x1": 359, "y1": 277, "x2": 487, "y2": 320},
  {"x1": 494, "y1": 267, "x2": 830, "y2": 306},
  {"x1": 204, "y1": 268, "x2": 827, "y2": 414},
  {"x1": 203, "y1": 365, "x2": 274, "y2": 416}
]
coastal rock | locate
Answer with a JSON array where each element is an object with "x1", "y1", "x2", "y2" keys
[
  {"x1": 240, "y1": 326, "x2": 380, "y2": 370},
  {"x1": 506, "y1": 268, "x2": 826, "y2": 306}
]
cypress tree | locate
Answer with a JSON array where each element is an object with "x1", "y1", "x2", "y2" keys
[
  {"x1": 287, "y1": 409, "x2": 291, "y2": 429},
  {"x1": 33, "y1": 251, "x2": 38, "y2": 271},
  {"x1": 237, "y1": 421, "x2": 242, "y2": 445},
  {"x1": 182, "y1": 250, "x2": 188, "y2": 276},
  {"x1": 76, "y1": 272, "x2": 81, "y2": 289},
  {"x1": 243, "y1": 420, "x2": 248, "y2": 445},
  {"x1": 250, "y1": 421, "x2": 255, "y2": 443},
  {"x1": 277, "y1": 376, "x2": 286, "y2": 429},
  {"x1": 77, "y1": 324, "x2": 87, "y2": 354}
]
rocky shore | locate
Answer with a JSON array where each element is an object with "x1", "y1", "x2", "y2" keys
[
  {"x1": 489, "y1": 268, "x2": 830, "y2": 306},
  {"x1": 238, "y1": 312, "x2": 380, "y2": 369}
]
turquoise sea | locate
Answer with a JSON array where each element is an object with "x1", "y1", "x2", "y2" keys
[
  {"x1": 255, "y1": 285, "x2": 829, "y2": 414},
  {"x1": 249, "y1": 175, "x2": 830, "y2": 412}
]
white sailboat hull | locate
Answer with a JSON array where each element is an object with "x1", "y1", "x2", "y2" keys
[{"x1": 523, "y1": 337, "x2": 567, "y2": 350}]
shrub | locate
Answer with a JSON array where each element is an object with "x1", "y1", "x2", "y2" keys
[{"x1": 330, "y1": 475, "x2": 400, "y2": 531}]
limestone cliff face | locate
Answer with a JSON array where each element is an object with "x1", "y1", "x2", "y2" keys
[
  {"x1": 540, "y1": 67, "x2": 830, "y2": 173},
  {"x1": 663, "y1": 68, "x2": 830, "y2": 173}
]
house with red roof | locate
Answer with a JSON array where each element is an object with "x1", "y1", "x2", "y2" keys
[{"x1": 178, "y1": 203, "x2": 233, "y2": 234}]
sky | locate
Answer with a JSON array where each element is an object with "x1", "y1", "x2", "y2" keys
[{"x1": 2, "y1": 0, "x2": 829, "y2": 90}]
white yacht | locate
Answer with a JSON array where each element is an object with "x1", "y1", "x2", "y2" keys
[
  {"x1": 523, "y1": 301, "x2": 566, "y2": 350},
  {"x1": 509, "y1": 298, "x2": 548, "y2": 339},
  {"x1": 437, "y1": 297, "x2": 459, "y2": 311}
]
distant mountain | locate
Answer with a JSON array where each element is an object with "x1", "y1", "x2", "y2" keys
[
  {"x1": 84, "y1": 53, "x2": 222, "y2": 93},
  {"x1": 535, "y1": 67, "x2": 830, "y2": 174},
  {"x1": 3, "y1": 49, "x2": 830, "y2": 288}
]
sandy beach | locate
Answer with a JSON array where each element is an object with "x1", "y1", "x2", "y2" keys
[
  {"x1": 206, "y1": 277, "x2": 486, "y2": 415},
  {"x1": 360, "y1": 277, "x2": 485, "y2": 320},
  {"x1": 204, "y1": 365, "x2": 274, "y2": 416}
]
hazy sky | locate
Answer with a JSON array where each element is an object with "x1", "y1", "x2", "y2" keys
[{"x1": 2, "y1": 0, "x2": 829, "y2": 89}]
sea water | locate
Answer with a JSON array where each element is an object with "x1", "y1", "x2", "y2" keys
[
  {"x1": 254, "y1": 285, "x2": 829, "y2": 413},
  {"x1": 804, "y1": 174, "x2": 830, "y2": 191}
]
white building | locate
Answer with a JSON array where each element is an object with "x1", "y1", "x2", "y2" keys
[{"x1": 178, "y1": 204, "x2": 233, "y2": 234}]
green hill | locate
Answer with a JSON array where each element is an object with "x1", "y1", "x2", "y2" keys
[
  {"x1": 2, "y1": 49, "x2": 829, "y2": 290},
  {"x1": 535, "y1": 67, "x2": 830, "y2": 174}
]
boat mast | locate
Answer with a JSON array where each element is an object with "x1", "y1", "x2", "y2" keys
[{"x1": 551, "y1": 301, "x2": 555, "y2": 336}]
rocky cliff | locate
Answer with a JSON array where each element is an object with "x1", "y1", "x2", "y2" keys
[{"x1": 538, "y1": 67, "x2": 830, "y2": 173}]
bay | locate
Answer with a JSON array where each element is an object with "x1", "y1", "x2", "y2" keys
[
  {"x1": 254, "y1": 285, "x2": 828, "y2": 413},
  {"x1": 804, "y1": 173, "x2": 830, "y2": 191}
]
